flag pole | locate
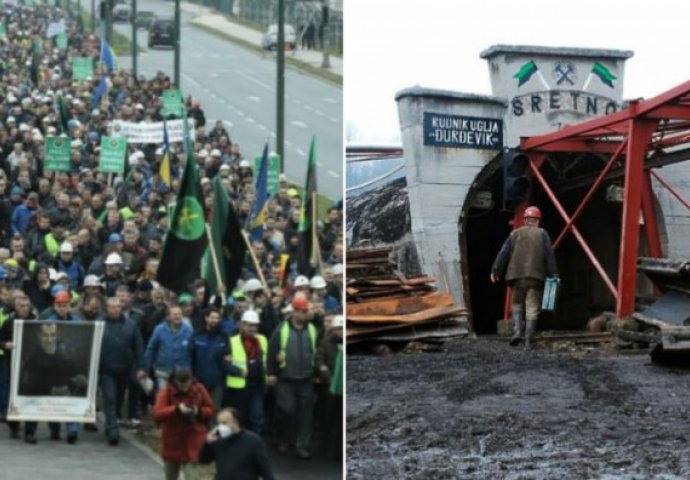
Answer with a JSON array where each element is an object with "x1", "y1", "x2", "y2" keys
[
  {"x1": 204, "y1": 223, "x2": 226, "y2": 306},
  {"x1": 311, "y1": 191, "x2": 322, "y2": 272},
  {"x1": 241, "y1": 229, "x2": 270, "y2": 294}
]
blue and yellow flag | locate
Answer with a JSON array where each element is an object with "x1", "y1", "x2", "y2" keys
[
  {"x1": 92, "y1": 75, "x2": 109, "y2": 110},
  {"x1": 100, "y1": 40, "x2": 116, "y2": 72},
  {"x1": 160, "y1": 120, "x2": 171, "y2": 186},
  {"x1": 248, "y1": 143, "x2": 270, "y2": 242}
]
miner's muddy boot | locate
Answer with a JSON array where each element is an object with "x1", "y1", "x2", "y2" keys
[
  {"x1": 524, "y1": 319, "x2": 536, "y2": 350},
  {"x1": 509, "y1": 311, "x2": 523, "y2": 347}
]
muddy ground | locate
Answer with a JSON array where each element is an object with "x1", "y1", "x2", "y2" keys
[{"x1": 347, "y1": 337, "x2": 690, "y2": 479}]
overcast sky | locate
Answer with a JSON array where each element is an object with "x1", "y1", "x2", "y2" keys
[{"x1": 345, "y1": 0, "x2": 690, "y2": 144}]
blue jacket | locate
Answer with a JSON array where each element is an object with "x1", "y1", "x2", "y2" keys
[
  {"x1": 56, "y1": 259, "x2": 86, "y2": 287},
  {"x1": 144, "y1": 321, "x2": 193, "y2": 373},
  {"x1": 11, "y1": 203, "x2": 33, "y2": 235},
  {"x1": 190, "y1": 328, "x2": 230, "y2": 391}
]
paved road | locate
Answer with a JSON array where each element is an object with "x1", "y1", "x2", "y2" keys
[
  {"x1": 0, "y1": 421, "x2": 342, "y2": 479},
  {"x1": 87, "y1": 2, "x2": 342, "y2": 200},
  {"x1": 0, "y1": 423, "x2": 162, "y2": 480}
]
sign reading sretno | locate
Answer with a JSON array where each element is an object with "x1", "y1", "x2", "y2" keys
[{"x1": 423, "y1": 112, "x2": 502, "y2": 150}]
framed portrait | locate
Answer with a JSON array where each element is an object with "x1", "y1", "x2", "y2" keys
[{"x1": 7, "y1": 320, "x2": 105, "y2": 423}]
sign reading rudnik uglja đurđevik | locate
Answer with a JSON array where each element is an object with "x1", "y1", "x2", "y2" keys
[{"x1": 423, "y1": 112, "x2": 503, "y2": 150}]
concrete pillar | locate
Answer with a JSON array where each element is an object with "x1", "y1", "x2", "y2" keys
[{"x1": 395, "y1": 87, "x2": 507, "y2": 305}]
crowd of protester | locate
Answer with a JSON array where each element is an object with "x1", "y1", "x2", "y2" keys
[{"x1": 0, "y1": 2, "x2": 343, "y2": 478}]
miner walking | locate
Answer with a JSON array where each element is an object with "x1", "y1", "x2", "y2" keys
[{"x1": 491, "y1": 206, "x2": 557, "y2": 349}]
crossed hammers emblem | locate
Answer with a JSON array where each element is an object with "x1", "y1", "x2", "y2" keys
[{"x1": 554, "y1": 62, "x2": 575, "y2": 85}]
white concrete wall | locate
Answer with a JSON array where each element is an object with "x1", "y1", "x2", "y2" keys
[{"x1": 396, "y1": 88, "x2": 507, "y2": 304}]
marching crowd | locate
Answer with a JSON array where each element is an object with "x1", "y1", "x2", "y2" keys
[{"x1": 0, "y1": 2, "x2": 343, "y2": 479}]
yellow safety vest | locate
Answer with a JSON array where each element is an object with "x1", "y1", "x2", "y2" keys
[
  {"x1": 226, "y1": 334, "x2": 268, "y2": 389},
  {"x1": 278, "y1": 321, "x2": 317, "y2": 369}
]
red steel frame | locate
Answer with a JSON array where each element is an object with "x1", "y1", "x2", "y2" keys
[{"x1": 512, "y1": 79, "x2": 690, "y2": 319}]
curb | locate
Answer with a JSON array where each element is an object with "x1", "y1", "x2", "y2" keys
[{"x1": 189, "y1": 22, "x2": 342, "y2": 87}]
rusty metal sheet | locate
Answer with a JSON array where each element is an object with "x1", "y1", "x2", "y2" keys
[
  {"x1": 347, "y1": 325, "x2": 470, "y2": 344},
  {"x1": 642, "y1": 290, "x2": 690, "y2": 326},
  {"x1": 347, "y1": 292, "x2": 455, "y2": 316},
  {"x1": 347, "y1": 305, "x2": 467, "y2": 325}
]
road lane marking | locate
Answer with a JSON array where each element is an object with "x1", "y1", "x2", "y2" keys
[
  {"x1": 291, "y1": 120, "x2": 307, "y2": 128},
  {"x1": 297, "y1": 149, "x2": 306, "y2": 157},
  {"x1": 258, "y1": 124, "x2": 267, "y2": 131},
  {"x1": 248, "y1": 96, "x2": 261, "y2": 102},
  {"x1": 247, "y1": 118, "x2": 255, "y2": 124},
  {"x1": 316, "y1": 110, "x2": 325, "y2": 116},
  {"x1": 329, "y1": 117, "x2": 338, "y2": 123},
  {"x1": 223, "y1": 120, "x2": 234, "y2": 128},
  {"x1": 328, "y1": 170, "x2": 340, "y2": 178},
  {"x1": 209, "y1": 72, "x2": 219, "y2": 78},
  {"x1": 324, "y1": 97, "x2": 337, "y2": 103},
  {"x1": 238, "y1": 71, "x2": 272, "y2": 90}
]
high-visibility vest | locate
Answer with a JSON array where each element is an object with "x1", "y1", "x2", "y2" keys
[
  {"x1": 278, "y1": 321, "x2": 317, "y2": 369},
  {"x1": 226, "y1": 334, "x2": 268, "y2": 389}
]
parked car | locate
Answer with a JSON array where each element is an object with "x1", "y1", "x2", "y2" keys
[
  {"x1": 134, "y1": 11, "x2": 155, "y2": 29},
  {"x1": 112, "y1": 0, "x2": 131, "y2": 22},
  {"x1": 148, "y1": 18, "x2": 175, "y2": 48},
  {"x1": 261, "y1": 24, "x2": 296, "y2": 51}
]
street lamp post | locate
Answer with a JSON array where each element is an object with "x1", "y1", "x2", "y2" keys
[
  {"x1": 131, "y1": 0, "x2": 137, "y2": 77},
  {"x1": 321, "y1": 0, "x2": 330, "y2": 69},
  {"x1": 276, "y1": 0, "x2": 285, "y2": 173},
  {"x1": 90, "y1": 0, "x2": 95, "y2": 33},
  {"x1": 174, "y1": 0, "x2": 181, "y2": 88}
]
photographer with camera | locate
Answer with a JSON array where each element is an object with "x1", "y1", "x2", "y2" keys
[{"x1": 153, "y1": 367, "x2": 215, "y2": 480}]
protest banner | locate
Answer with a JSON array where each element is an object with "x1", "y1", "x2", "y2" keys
[
  {"x1": 7, "y1": 321, "x2": 105, "y2": 423},
  {"x1": 111, "y1": 118, "x2": 196, "y2": 143}
]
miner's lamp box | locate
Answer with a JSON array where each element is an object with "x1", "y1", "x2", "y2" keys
[{"x1": 542, "y1": 276, "x2": 560, "y2": 312}]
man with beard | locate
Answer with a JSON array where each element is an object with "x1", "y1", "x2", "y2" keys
[{"x1": 190, "y1": 307, "x2": 229, "y2": 413}]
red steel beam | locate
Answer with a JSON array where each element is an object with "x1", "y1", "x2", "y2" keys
[
  {"x1": 529, "y1": 161, "x2": 618, "y2": 298},
  {"x1": 650, "y1": 170, "x2": 690, "y2": 213},
  {"x1": 523, "y1": 79, "x2": 690, "y2": 151},
  {"x1": 616, "y1": 119, "x2": 659, "y2": 318},
  {"x1": 553, "y1": 140, "x2": 628, "y2": 248},
  {"x1": 641, "y1": 171, "x2": 663, "y2": 258},
  {"x1": 531, "y1": 139, "x2": 622, "y2": 154}
]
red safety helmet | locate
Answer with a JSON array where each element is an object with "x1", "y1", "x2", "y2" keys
[
  {"x1": 291, "y1": 292, "x2": 310, "y2": 312},
  {"x1": 524, "y1": 206, "x2": 542, "y2": 220}
]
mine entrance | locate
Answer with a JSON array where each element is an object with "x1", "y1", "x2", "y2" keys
[{"x1": 461, "y1": 153, "x2": 659, "y2": 334}]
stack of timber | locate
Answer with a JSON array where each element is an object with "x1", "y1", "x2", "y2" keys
[{"x1": 347, "y1": 247, "x2": 469, "y2": 344}]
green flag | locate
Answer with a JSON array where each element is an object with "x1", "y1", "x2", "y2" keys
[
  {"x1": 513, "y1": 60, "x2": 538, "y2": 87},
  {"x1": 297, "y1": 135, "x2": 318, "y2": 276},
  {"x1": 157, "y1": 151, "x2": 208, "y2": 293},
  {"x1": 591, "y1": 62, "x2": 617, "y2": 88},
  {"x1": 55, "y1": 94, "x2": 70, "y2": 135},
  {"x1": 202, "y1": 176, "x2": 247, "y2": 295}
]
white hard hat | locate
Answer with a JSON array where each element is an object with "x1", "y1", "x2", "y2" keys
[
  {"x1": 105, "y1": 253, "x2": 123, "y2": 265},
  {"x1": 59, "y1": 242, "x2": 74, "y2": 253},
  {"x1": 294, "y1": 275, "x2": 309, "y2": 288},
  {"x1": 83, "y1": 274, "x2": 104, "y2": 288},
  {"x1": 243, "y1": 278, "x2": 263, "y2": 294},
  {"x1": 55, "y1": 272, "x2": 70, "y2": 282},
  {"x1": 331, "y1": 263, "x2": 343, "y2": 275},
  {"x1": 239, "y1": 160, "x2": 251, "y2": 168},
  {"x1": 241, "y1": 310, "x2": 260, "y2": 324},
  {"x1": 210, "y1": 148, "x2": 221, "y2": 157},
  {"x1": 331, "y1": 315, "x2": 344, "y2": 328},
  {"x1": 310, "y1": 275, "x2": 327, "y2": 289}
]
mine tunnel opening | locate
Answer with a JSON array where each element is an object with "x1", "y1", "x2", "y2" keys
[{"x1": 461, "y1": 154, "x2": 660, "y2": 334}]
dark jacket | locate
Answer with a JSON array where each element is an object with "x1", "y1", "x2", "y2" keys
[
  {"x1": 190, "y1": 328, "x2": 230, "y2": 391},
  {"x1": 100, "y1": 313, "x2": 144, "y2": 374},
  {"x1": 492, "y1": 225, "x2": 557, "y2": 283},
  {"x1": 267, "y1": 321, "x2": 317, "y2": 381},
  {"x1": 198, "y1": 429, "x2": 275, "y2": 480}
]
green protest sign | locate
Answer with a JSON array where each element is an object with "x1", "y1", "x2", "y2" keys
[
  {"x1": 56, "y1": 32, "x2": 68, "y2": 50},
  {"x1": 24, "y1": 0, "x2": 34, "y2": 6},
  {"x1": 44, "y1": 137, "x2": 72, "y2": 172},
  {"x1": 0, "y1": 24, "x2": 6, "y2": 38},
  {"x1": 72, "y1": 56, "x2": 93, "y2": 80},
  {"x1": 99, "y1": 136, "x2": 127, "y2": 173},
  {"x1": 162, "y1": 89, "x2": 183, "y2": 117},
  {"x1": 254, "y1": 153, "x2": 281, "y2": 196},
  {"x1": 47, "y1": 0, "x2": 56, "y2": 5}
]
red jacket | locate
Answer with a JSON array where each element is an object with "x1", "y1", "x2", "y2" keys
[{"x1": 153, "y1": 380, "x2": 215, "y2": 463}]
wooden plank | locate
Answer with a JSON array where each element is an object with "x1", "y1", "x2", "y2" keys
[
  {"x1": 347, "y1": 305, "x2": 468, "y2": 325},
  {"x1": 347, "y1": 292, "x2": 455, "y2": 316},
  {"x1": 347, "y1": 317, "x2": 468, "y2": 338}
]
